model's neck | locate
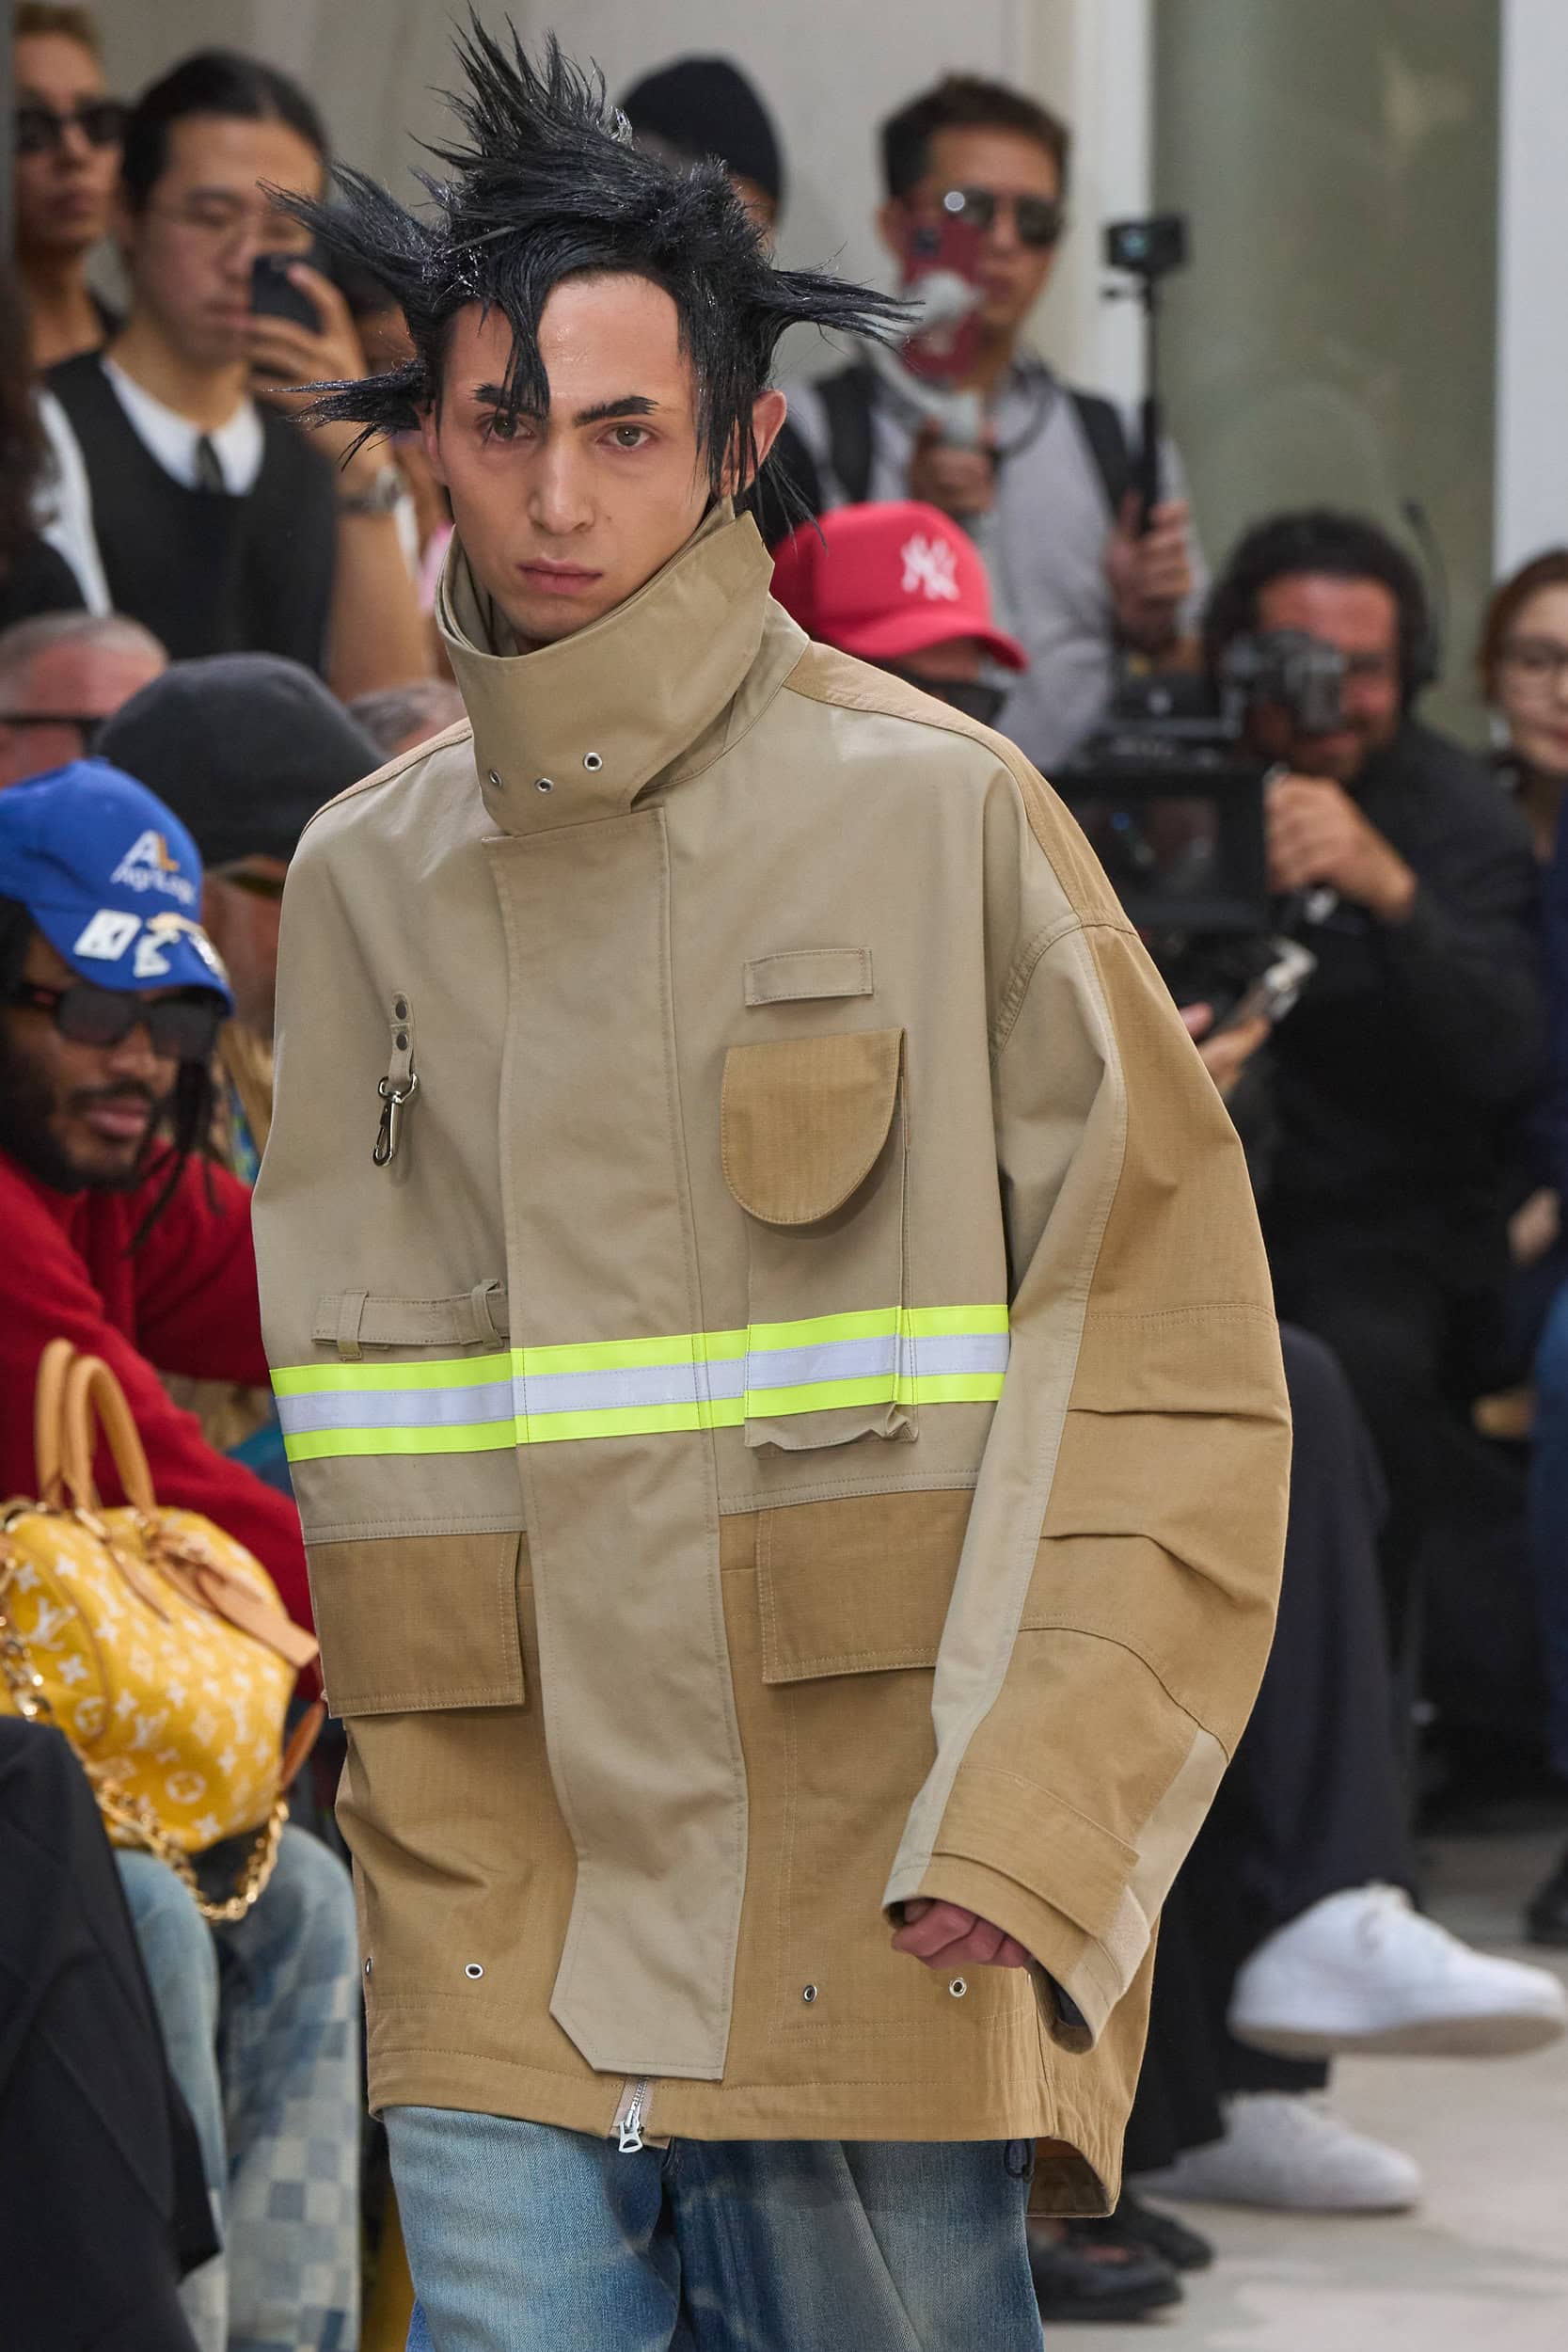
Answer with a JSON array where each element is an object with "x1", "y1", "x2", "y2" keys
[
  {"x1": 958, "y1": 326, "x2": 1021, "y2": 404},
  {"x1": 106, "y1": 314, "x2": 251, "y2": 433},
  {"x1": 21, "y1": 247, "x2": 103, "y2": 372}
]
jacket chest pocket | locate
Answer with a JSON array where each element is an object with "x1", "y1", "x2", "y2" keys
[{"x1": 721, "y1": 1026, "x2": 913, "y2": 1452}]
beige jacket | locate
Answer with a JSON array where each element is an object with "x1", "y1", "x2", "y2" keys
[{"x1": 252, "y1": 506, "x2": 1289, "y2": 2210}]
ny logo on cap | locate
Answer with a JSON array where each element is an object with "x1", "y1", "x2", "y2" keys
[{"x1": 900, "y1": 533, "x2": 961, "y2": 604}]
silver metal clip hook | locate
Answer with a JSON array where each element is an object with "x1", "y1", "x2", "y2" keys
[{"x1": 372, "y1": 1071, "x2": 419, "y2": 1167}]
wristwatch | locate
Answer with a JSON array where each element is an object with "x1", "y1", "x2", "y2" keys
[{"x1": 337, "y1": 463, "x2": 404, "y2": 518}]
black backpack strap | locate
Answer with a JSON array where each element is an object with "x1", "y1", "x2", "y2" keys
[
  {"x1": 816, "y1": 362, "x2": 879, "y2": 505},
  {"x1": 1068, "y1": 389, "x2": 1132, "y2": 520}
]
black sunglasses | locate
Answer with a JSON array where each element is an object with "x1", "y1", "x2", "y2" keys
[
  {"x1": 6, "y1": 979, "x2": 224, "y2": 1063},
  {"x1": 883, "y1": 667, "x2": 1009, "y2": 727},
  {"x1": 942, "y1": 186, "x2": 1066, "y2": 250},
  {"x1": 0, "y1": 710, "x2": 106, "y2": 752},
  {"x1": 14, "y1": 99, "x2": 126, "y2": 155}
]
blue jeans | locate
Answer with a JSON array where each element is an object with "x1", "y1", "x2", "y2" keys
[
  {"x1": 1531, "y1": 1281, "x2": 1568, "y2": 1778},
  {"x1": 388, "y1": 2107, "x2": 1038, "y2": 2352},
  {"x1": 119, "y1": 1826, "x2": 362, "y2": 2352}
]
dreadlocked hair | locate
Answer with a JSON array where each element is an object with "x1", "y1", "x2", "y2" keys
[
  {"x1": 0, "y1": 895, "x2": 221, "y2": 1250},
  {"x1": 272, "y1": 19, "x2": 907, "y2": 503}
]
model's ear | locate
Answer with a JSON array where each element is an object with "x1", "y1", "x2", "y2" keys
[
  {"x1": 747, "y1": 388, "x2": 788, "y2": 480},
  {"x1": 419, "y1": 401, "x2": 448, "y2": 488}
]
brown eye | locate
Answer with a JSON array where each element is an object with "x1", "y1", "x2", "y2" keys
[{"x1": 483, "y1": 411, "x2": 518, "y2": 444}]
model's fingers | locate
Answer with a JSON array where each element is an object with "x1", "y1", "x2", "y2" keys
[{"x1": 890, "y1": 1900, "x2": 975, "y2": 1960}]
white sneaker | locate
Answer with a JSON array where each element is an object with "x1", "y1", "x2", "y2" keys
[
  {"x1": 1133, "y1": 2092, "x2": 1422, "y2": 2213},
  {"x1": 1227, "y1": 1884, "x2": 1568, "y2": 2059}
]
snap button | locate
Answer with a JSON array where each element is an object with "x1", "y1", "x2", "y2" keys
[
  {"x1": 465, "y1": 1963, "x2": 484, "y2": 1980},
  {"x1": 393, "y1": 998, "x2": 407, "y2": 1020},
  {"x1": 948, "y1": 1977, "x2": 968, "y2": 1998},
  {"x1": 801, "y1": 1983, "x2": 818, "y2": 2005},
  {"x1": 486, "y1": 771, "x2": 501, "y2": 789},
  {"x1": 583, "y1": 751, "x2": 603, "y2": 771},
  {"x1": 534, "y1": 776, "x2": 555, "y2": 794}
]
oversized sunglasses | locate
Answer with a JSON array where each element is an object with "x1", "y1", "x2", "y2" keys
[
  {"x1": 6, "y1": 978, "x2": 224, "y2": 1064},
  {"x1": 941, "y1": 186, "x2": 1066, "y2": 250},
  {"x1": 14, "y1": 99, "x2": 127, "y2": 155}
]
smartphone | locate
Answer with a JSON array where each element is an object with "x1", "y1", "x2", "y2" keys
[
  {"x1": 249, "y1": 251, "x2": 320, "y2": 334},
  {"x1": 1215, "y1": 939, "x2": 1317, "y2": 1032},
  {"x1": 895, "y1": 204, "x2": 985, "y2": 388}
]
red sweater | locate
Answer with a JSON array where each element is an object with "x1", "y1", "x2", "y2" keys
[{"x1": 0, "y1": 1147, "x2": 311, "y2": 1634}]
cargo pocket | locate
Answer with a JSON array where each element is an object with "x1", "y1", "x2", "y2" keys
[
  {"x1": 721, "y1": 1028, "x2": 911, "y2": 1451},
  {"x1": 305, "y1": 1532, "x2": 527, "y2": 1717}
]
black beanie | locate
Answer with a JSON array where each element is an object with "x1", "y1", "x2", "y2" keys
[{"x1": 620, "y1": 56, "x2": 785, "y2": 213}]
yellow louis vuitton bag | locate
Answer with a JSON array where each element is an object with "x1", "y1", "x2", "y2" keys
[{"x1": 0, "y1": 1340, "x2": 322, "y2": 1920}]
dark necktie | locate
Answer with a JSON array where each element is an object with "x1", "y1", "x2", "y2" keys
[{"x1": 194, "y1": 434, "x2": 227, "y2": 494}]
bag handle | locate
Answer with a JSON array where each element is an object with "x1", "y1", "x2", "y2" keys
[
  {"x1": 33, "y1": 1336, "x2": 81, "y2": 1506},
  {"x1": 61, "y1": 1351, "x2": 157, "y2": 1515}
]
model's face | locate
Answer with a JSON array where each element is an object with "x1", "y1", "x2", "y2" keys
[
  {"x1": 0, "y1": 637, "x2": 168, "y2": 788},
  {"x1": 12, "y1": 32, "x2": 119, "y2": 261},
  {"x1": 880, "y1": 126, "x2": 1063, "y2": 341},
  {"x1": 422, "y1": 275, "x2": 784, "y2": 646},
  {"x1": 0, "y1": 933, "x2": 179, "y2": 1192},
  {"x1": 118, "y1": 113, "x2": 322, "y2": 369},
  {"x1": 1248, "y1": 573, "x2": 1403, "y2": 787},
  {"x1": 1492, "y1": 583, "x2": 1568, "y2": 783}
]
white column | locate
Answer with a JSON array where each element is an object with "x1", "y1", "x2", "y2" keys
[
  {"x1": 1495, "y1": 0, "x2": 1568, "y2": 571},
  {"x1": 1005, "y1": 0, "x2": 1154, "y2": 399}
]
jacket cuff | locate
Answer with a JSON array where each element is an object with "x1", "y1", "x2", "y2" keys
[{"x1": 890, "y1": 1852, "x2": 1120, "y2": 2051}]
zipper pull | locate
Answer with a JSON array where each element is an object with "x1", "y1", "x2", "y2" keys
[
  {"x1": 614, "y1": 2077, "x2": 650, "y2": 2153},
  {"x1": 372, "y1": 993, "x2": 419, "y2": 1168}
]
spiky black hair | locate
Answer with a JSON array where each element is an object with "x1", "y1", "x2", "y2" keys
[{"x1": 276, "y1": 21, "x2": 905, "y2": 500}]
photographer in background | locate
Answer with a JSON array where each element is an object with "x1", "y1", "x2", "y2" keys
[
  {"x1": 782, "y1": 73, "x2": 1200, "y2": 770},
  {"x1": 1207, "y1": 510, "x2": 1545, "y2": 1647},
  {"x1": 42, "y1": 50, "x2": 429, "y2": 699}
]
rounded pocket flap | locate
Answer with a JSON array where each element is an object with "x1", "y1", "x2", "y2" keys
[{"x1": 721, "y1": 1028, "x2": 903, "y2": 1227}]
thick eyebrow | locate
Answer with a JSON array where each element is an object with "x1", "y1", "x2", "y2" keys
[{"x1": 469, "y1": 385, "x2": 660, "y2": 428}]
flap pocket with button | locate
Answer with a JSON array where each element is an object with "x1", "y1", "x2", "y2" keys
[
  {"x1": 721, "y1": 1030, "x2": 912, "y2": 1452},
  {"x1": 306, "y1": 1532, "x2": 526, "y2": 1716}
]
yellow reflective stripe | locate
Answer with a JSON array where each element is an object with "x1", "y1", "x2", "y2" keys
[
  {"x1": 271, "y1": 1348, "x2": 513, "y2": 1398},
  {"x1": 283, "y1": 1420, "x2": 521, "y2": 1461}
]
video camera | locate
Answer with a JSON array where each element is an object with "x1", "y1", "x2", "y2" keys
[{"x1": 1054, "y1": 629, "x2": 1346, "y2": 1012}]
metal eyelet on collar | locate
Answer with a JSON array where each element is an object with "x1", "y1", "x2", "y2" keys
[
  {"x1": 583, "y1": 751, "x2": 603, "y2": 771},
  {"x1": 534, "y1": 776, "x2": 555, "y2": 794}
]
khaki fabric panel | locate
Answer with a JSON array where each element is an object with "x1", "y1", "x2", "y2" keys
[
  {"x1": 308, "y1": 1533, "x2": 526, "y2": 1716},
  {"x1": 756, "y1": 1488, "x2": 974, "y2": 1682},
  {"x1": 721, "y1": 1029, "x2": 902, "y2": 1226}
]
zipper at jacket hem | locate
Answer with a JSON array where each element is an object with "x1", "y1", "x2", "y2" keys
[{"x1": 612, "y1": 2076, "x2": 654, "y2": 2153}]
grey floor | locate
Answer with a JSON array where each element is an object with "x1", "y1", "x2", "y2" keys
[{"x1": 1078, "y1": 1829, "x2": 1568, "y2": 2346}]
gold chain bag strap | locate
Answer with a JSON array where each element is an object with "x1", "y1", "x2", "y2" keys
[{"x1": 0, "y1": 1339, "x2": 324, "y2": 1922}]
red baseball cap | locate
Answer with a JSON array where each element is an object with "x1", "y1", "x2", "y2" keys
[{"x1": 768, "y1": 500, "x2": 1028, "y2": 672}]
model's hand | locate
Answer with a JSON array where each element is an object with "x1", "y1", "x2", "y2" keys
[
  {"x1": 892, "y1": 1898, "x2": 1032, "y2": 1970},
  {"x1": 1105, "y1": 493, "x2": 1192, "y2": 651},
  {"x1": 908, "y1": 422, "x2": 995, "y2": 519},
  {"x1": 1266, "y1": 773, "x2": 1417, "y2": 919}
]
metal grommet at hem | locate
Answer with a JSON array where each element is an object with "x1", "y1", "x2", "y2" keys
[
  {"x1": 801, "y1": 1983, "x2": 818, "y2": 2005},
  {"x1": 363, "y1": 1958, "x2": 372, "y2": 1978},
  {"x1": 465, "y1": 1963, "x2": 484, "y2": 1980},
  {"x1": 534, "y1": 776, "x2": 555, "y2": 794},
  {"x1": 486, "y1": 771, "x2": 501, "y2": 788},
  {"x1": 583, "y1": 751, "x2": 603, "y2": 771},
  {"x1": 948, "y1": 1977, "x2": 968, "y2": 1998}
]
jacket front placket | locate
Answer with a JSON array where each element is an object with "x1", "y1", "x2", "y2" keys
[{"x1": 440, "y1": 516, "x2": 773, "y2": 2082}]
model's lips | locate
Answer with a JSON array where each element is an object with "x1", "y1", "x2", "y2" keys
[{"x1": 517, "y1": 563, "x2": 604, "y2": 597}]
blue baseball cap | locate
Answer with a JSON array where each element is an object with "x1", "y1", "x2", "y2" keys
[{"x1": 0, "y1": 759, "x2": 232, "y2": 1004}]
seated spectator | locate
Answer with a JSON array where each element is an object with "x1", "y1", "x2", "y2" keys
[
  {"x1": 0, "y1": 609, "x2": 166, "y2": 786},
  {"x1": 98, "y1": 652, "x2": 382, "y2": 1175},
  {"x1": 0, "y1": 759, "x2": 310, "y2": 1626},
  {"x1": 780, "y1": 72, "x2": 1201, "y2": 766},
  {"x1": 1206, "y1": 510, "x2": 1545, "y2": 1648},
  {"x1": 0, "y1": 263, "x2": 88, "y2": 635},
  {"x1": 0, "y1": 760, "x2": 360, "y2": 2349},
  {"x1": 1481, "y1": 547, "x2": 1568, "y2": 860},
  {"x1": 621, "y1": 55, "x2": 785, "y2": 238},
  {"x1": 349, "y1": 676, "x2": 467, "y2": 762},
  {"x1": 11, "y1": 3, "x2": 121, "y2": 371},
  {"x1": 43, "y1": 50, "x2": 429, "y2": 699}
]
